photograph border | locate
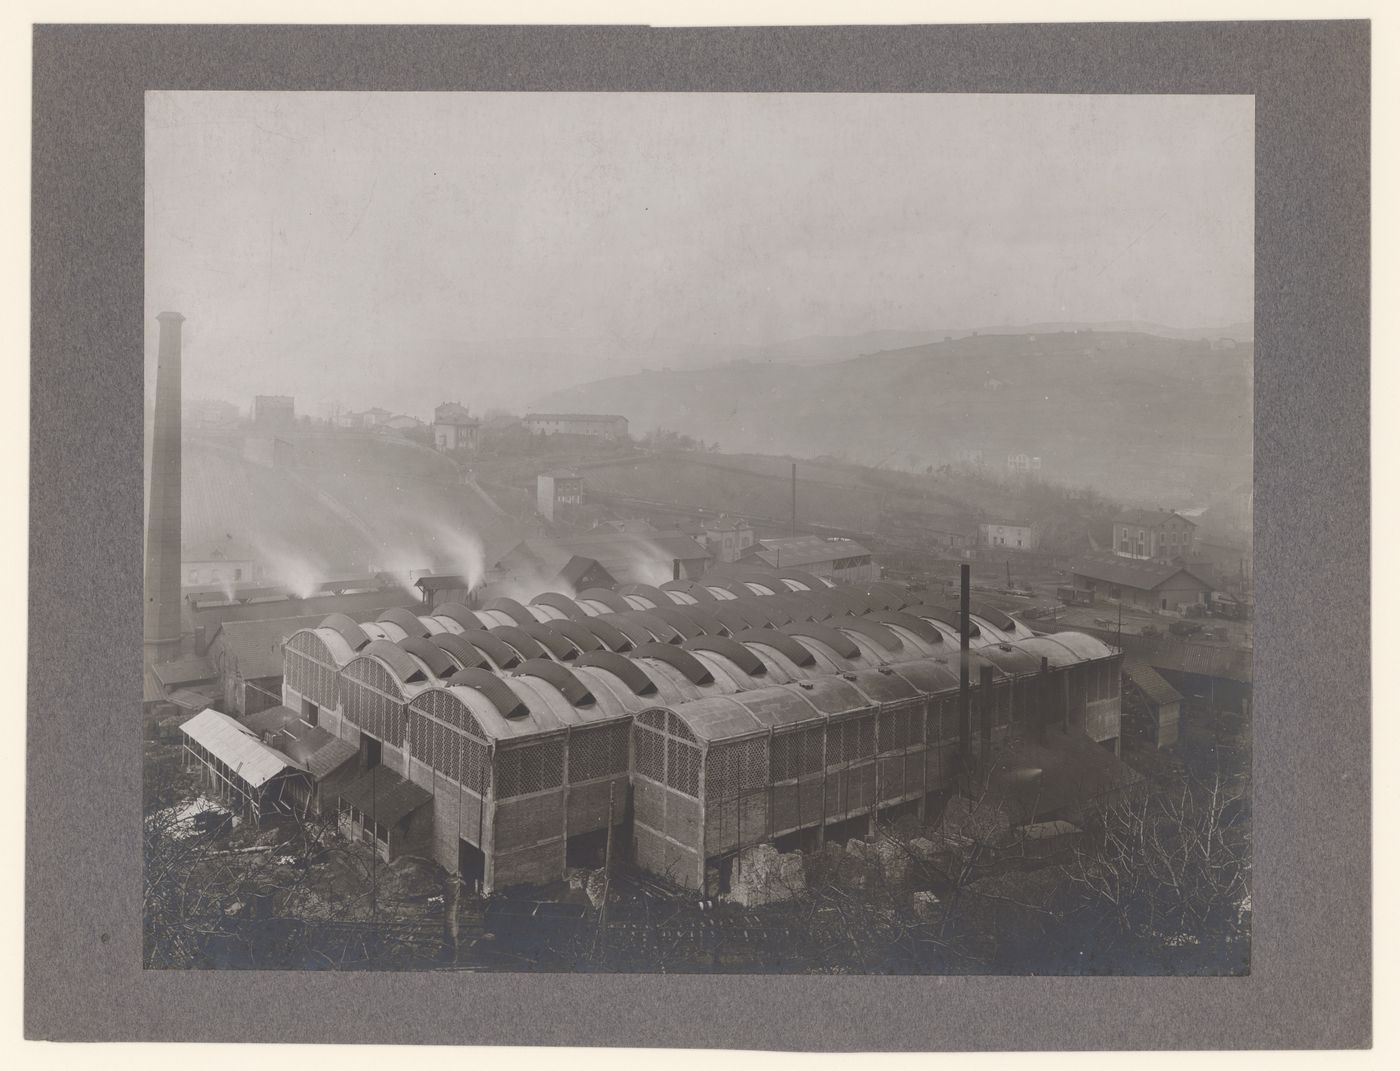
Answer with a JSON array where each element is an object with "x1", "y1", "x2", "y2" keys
[{"x1": 27, "y1": 20, "x2": 1369, "y2": 1048}]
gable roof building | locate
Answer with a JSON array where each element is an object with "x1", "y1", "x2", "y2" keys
[{"x1": 1068, "y1": 552, "x2": 1213, "y2": 612}]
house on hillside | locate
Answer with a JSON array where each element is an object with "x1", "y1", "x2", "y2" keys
[
  {"x1": 433, "y1": 401, "x2": 479, "y2": 453},
  {"x1": 1112, "y1": 509, "x2": 1197, "y2": 561},
  {"x1": 702, "y1": 515, "x2": 755, "y2": 563},
  {"x1": 979, "y1": 520, "x2": 1041, "y2": 552},
  {"x1": 1007, "y1": 453, "x2": 1042, "y2": 474},
  {"x1": 740, "y1": 535, "x2": 877, "y2": 584},
  {"x1": 536, "y1": 470, "x2": 584, "y2": 523},
  {"x1": 1067, "y1": 553, "x2": 1213, "y2": 613},
  {"x1": 523, "y1": 412, "x2": 629, "y2": 440},
  {"x1": 183, "y1": 539, "x2": 258, "y2": 587}
]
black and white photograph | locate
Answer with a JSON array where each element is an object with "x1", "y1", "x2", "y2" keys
[{"x1": 140, "y1": 88, "x2": 1257, "y2": 975}]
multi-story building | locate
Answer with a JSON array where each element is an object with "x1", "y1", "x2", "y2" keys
[
  {"x1": 702, "y1": 516, "x2": 755, "y2": 563},
  {"x1": 433, "y1": 402, "x2": 479, "y2": 453},
  {"x1": 523, "y1": 412, "x2": 629, "y2": 440},
  {"x1": 1006, "y1": 452, "x2": 1042, "y2": 474},
  {"x1": 536, "y1": 470, "x2": 584, "y2": 523},
  {"x1": 182, "y1": 540, "x2": 257, "y2": 587},
  {"x1": 1111, "y1": 509, "x2": 1197, "y2": 561},
  {"x1": 979, "y1": 520, "x2": 1040, "y2": 552}
]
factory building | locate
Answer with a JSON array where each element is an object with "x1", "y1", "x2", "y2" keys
[
  {"x1": 740, "y1": 535, "x2": 878, "y2": 585},
  {"x1": 1068, "y1": 553, "x2": 1214, "y2": 613},
  {"x1": 278, "y1": 568, "x2": 1123, "y2": 895}
]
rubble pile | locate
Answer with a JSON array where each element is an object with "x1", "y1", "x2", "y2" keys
[{"x1": 725, "y1": 844, "x2": 807, "y2": 907}]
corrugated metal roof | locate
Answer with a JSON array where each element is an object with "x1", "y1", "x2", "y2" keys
[
  {"x1": 179, "y1": 708, "x2": 302, "y2": 788},
  {"x1": 415, "y1": 574, "x2": 470, "y2": 592},
  {"x1": 1067, "y1": 553, "x2": 1212, "y2": 592},
  {"x1": 745, "y1": 535, "x2": 873, "y2": 569},
  {"x1": 151, "y1": 655, "x2": 216, "y2": 688},
  {"x1": 166, "y1": 684, "x2": 225, "y2": 712},
  {"x1": 1123, "y1": 657, "x2": 1183, "y2": 707},
  {"x1": 338, "y1": 767, "x2": 432, "y2": 826},
  {"x1": 1115, "y1": 509, "x2": 1196, "y2": 528},
  {"x1": 239, "y1": 704, "x2": 300, "y2": 736}
]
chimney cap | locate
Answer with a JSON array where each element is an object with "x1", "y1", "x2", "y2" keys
[{"x1": 157, "y1": 310, "x2": 185, "y2": 322}]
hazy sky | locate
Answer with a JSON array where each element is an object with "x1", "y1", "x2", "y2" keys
[{"x1": 146, "y1": 91, "x2": 1253, "y2": 416}]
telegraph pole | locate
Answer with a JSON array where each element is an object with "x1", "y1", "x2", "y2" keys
[{"x1": 790, "y1": 462, "x2": 797, "y2": 536}]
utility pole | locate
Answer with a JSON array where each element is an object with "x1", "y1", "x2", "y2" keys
[
  {"x1": 790, "y1": 462, "x2": 797, "y2": 536},
  {"x1": 594, "y1": 781, "x2": 616, "y2": 960},
  {"x1": 958, "y1": 563, "x2": 972, "y2": 772}
]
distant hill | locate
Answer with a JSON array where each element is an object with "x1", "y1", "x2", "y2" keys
[{"x1": 533, "y1": 330, "x2": 1253, "y2": 504}]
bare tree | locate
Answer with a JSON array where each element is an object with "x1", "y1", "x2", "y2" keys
[{"x1": 1058, "y1": 771, "x2": 1250, "y2": 972}]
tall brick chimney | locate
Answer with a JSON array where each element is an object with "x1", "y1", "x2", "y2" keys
[{"x1": 144, "y1": 311, "x2": 184, "y2": 653}]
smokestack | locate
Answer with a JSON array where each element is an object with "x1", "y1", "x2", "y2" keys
[
  {"x1": 958, "y1": 563, "x2": 971, "y2": 766},
  {"x1": 144, "y1": 311, "x2": 185, "y2": 654}
]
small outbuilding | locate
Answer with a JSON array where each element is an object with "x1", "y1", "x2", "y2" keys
[
  {"x1": 178, "y1": 708, "x2": 307, "y2": 823},
  {"x1": 337, "y1": 766, "x2": 434, "y2": 864}
]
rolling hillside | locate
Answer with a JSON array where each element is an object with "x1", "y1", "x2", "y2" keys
[{"x1": 534, "y1": 330, "x2": 1252, "y2": 503}]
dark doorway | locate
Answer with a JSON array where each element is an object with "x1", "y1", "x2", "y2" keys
[
  {"x1": 708, "y1": 854, "x2": 735, "y2": 896},
  {"x1": 458, "y1": 838, "x2": 486, "y2": 891},
  {"x1": 772, "y1": 830, "x2": 802, "y2": 855},
  {"x1": 362, "y1": 734, "x2": 382, "y2": 770},
  {"x1": 824, "y1": 813, "x2": 871, "y2": 845},
  {"x1": 301, "y1": 697, "x2": 319, "y2": 727},
  {"x1": 566, "y1": 827, "x2": 610, "y2": 868}
]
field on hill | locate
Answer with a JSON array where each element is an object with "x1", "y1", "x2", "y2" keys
[{"x1": 575, "y1": 450, "x2": 1118, "y2": 554}]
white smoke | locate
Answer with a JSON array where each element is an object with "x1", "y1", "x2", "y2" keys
[
  {"x1": 426, "y1": 520, "x2": 486, "y2": 591},
  {"x1": 616, "y1": 536, "x2": 686, "y2": 587},
  {"x1": 378, "y1": 543, "x2": 433, "y2": 599},
  {"x1": 255, "y1": 538, "x2": 326, "y2": 599}
]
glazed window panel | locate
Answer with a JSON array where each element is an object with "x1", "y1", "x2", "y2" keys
[
  {"x1": 495, "y1": 742, "x2": 563, "y2": 799},
  {"x1": 632, "y1": 725, "x2": 665, "y2": 783},
  {"x1": 570, "y1": 723, "x2": 630, "y2": 783},
  {"x1": 413, "y1": 690, "x2": 489, "y2": 740},
  {"x1": 668, "y1": 737, "x2": 700, "y2": 797},
  {"x1": 666, "y1": 712, "x2": 698, "y2": 743}
]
